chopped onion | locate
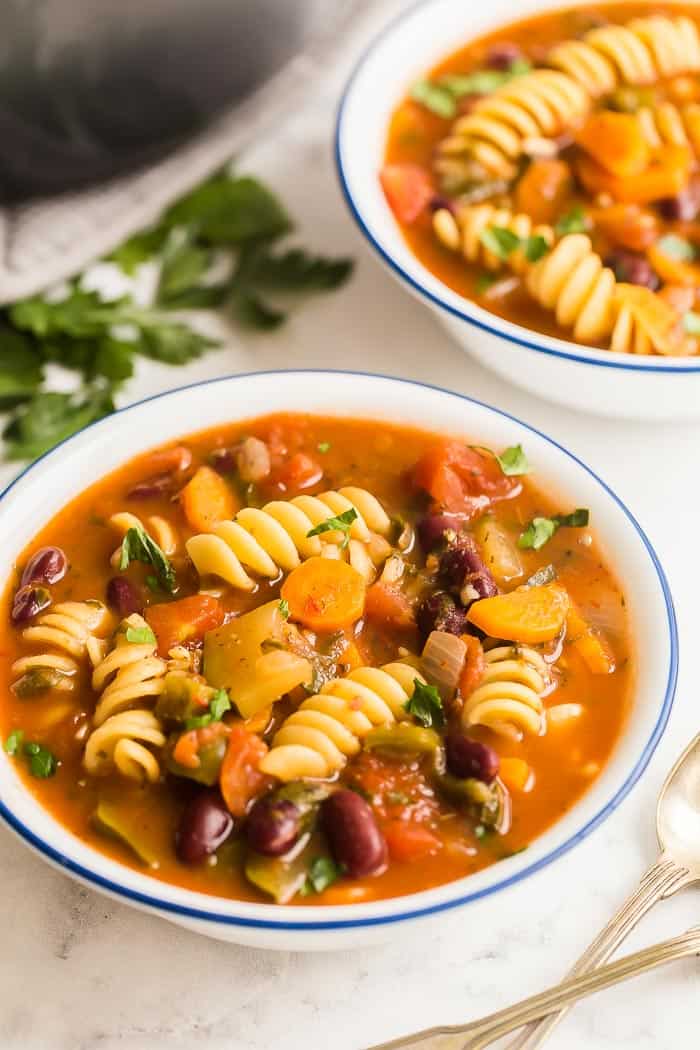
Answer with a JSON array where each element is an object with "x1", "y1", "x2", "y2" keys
[{"x1": 421, "y1": 630, "x2": 467, "y2": 701}]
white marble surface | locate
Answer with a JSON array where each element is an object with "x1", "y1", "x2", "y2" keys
[{"x1": 1, "y1": 3, "x2": 699, "y2": 1047}]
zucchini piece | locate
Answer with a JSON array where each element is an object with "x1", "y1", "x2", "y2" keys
[{"x1": 93, "y1": 800, "x2": 160, "y2": 868}]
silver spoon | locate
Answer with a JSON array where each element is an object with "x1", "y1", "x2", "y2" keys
[{"x1": 369, "y1": 732, "x2": 700, "y2": 1050}]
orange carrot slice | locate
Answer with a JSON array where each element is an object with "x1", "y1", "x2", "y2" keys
[
  {"x1": 466, "y1": 583, "x2": 569, "y2": 644},
  {"x1": 499, "y1": 757, "x2": 533, "y2": 792},
  {"x1": 181, "y1": 465, "x2": 238, "y2": 533},
  {"x1": 575, "y1": 112, "x2": 650, "y2": 178},
  {"x1": 281, "y1": 556, "x2": 366, "y2": 632}
]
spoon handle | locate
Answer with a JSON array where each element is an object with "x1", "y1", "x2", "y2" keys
[
  {"x1": 504, "y1": 851, "x2": 692, "y2": 1050},
  {"x1": 366, "y1": 926, "x2": 700, "y2": 1050}
]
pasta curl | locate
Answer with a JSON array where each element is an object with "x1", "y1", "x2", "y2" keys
[
  {"x1": 637, "y1": 101, "x2": 700, "y2": 158},
  {"x1": 12, "y1": 600, "x2": 109, "y2": 688},
  {"x1": 260, "y1": 662, "x2": 423, "y2": 781},
  {"x1": 433, "y1": 203, "x2": 554, "y2": 273},
  {"x1": 186, "y1": 487, "x2": 391, "y2": 592},
  {"x1": 109, "y1": 511, "x2": 178, "y2": 568},
  {"x1": 462, "y1": 645, "x2": 549, "y2": 737}
]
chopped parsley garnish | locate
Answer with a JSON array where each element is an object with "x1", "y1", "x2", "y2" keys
[
  {"x1": 306, "y1": 507, "x2": 358, "y2": 550},
  {"x1": 23, "y1": 741, "x2": 58, "y2": 778},
  {"x1": 317, "y1": 441, "x2": 331, "y2": 454},
  {"x1": 125, "y1": 624, "x2": 157, "y2": 645},
  {"x1": 410, "y1": 80, "x2": 457, "y2": 119},
  {"x1": 184, "y1": 689, "x2": 231, "y2": 731},
  {"x1": 278, "y1": 598, "x2": 290, "y2": 620},
  {"x1": 3, "y1": 729, "x2": 24, "y2": 755},
  {"x1": 405, "y1": 679, "x2": 445, "y2": 729},
  {"x1": 475, "y1": 272, "x2": 498, "y2": 295},
  {"x1": 496, "y1": 444, "x2": 530, "y2": 476},
  {"x1": 410, "y1": 60, "x2": 532, "y2": 118},
  {"x1": 119, "y1": 524, "x2": 177, "y2": 593},
  {"x1": 479, "y1": 226, "x2": 549, "y2": 264},
  {"x1": 301, "y1": 857, "x2": 344, "y2": 895},
  {"x1": 555, "y1": 206, "x2": 588, "y2": 236},
  {"x1": 145, "y1": 575, "x2": 160, "y2": 593},
  {"x1": 518, "y1": 509, "x2": 590, "y2": 551}
]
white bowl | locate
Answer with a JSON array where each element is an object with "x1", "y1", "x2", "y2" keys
[
  {"x1": 335, "y1": 0, "x2": 700, "y2": 421},
  {"x1": 0, "y1": 371, "x2": 676, "y2": 949}
]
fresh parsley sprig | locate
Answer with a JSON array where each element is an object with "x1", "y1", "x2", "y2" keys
[
  {"x1": 119, "y1": 525, "x2": 177, "y2": 593},
  {"x1": 405, "y1": 680, "x2": 445, "y2": 729},
  {"x1": 480, "y1": 226, "x2": 550, "y2": 264},
  {"x1": 307, "y1": 508, "x2": 358, "y2": 550},
  {"x1": 518, "y1": 509, "x2": 590, "y2": 551},
  {"x1": 184, "y1": 689, "x2": 232, "y2": 731}
]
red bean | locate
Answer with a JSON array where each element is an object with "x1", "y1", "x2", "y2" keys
[
  {"x1": 210, "y1": 448, "x2": 238, "y2": 474},
  {"x1": 245, "y1": 798, "x2": 300, "y2": 856},
  {"x1": 20, "y1": 546, "x2": 67, "y2": 588},
  {"x1": 486, "y1": 43, "x2": 524, "y2": 70},
  {"x1": 440, "y1": 535, "x2": 497, "y2": 601},
  {"x1": 175, "y1": 790, "x2": 234, "y2": 864},
  {"x1": 321, "y1": 790, "x2": 387, "y2": 878},
  {"x1": 11, "y1": 585, "x2": 51, "y2": 625},
  {"x1": 417, "y1": 592, "x2": 469, "y2": 640},
  {"x1": 106, "y1": 576, "x2": 143, "y2": 617},
  {"x1": 127, "y1": 473, "x2": 175, "y2": 500},
  {"x1": 417, "y1": 513, "x2": 465, "y2": 553},
  {"x1": 604, "y1": 251, "x2": 659, "y2": 290},
  {"x1": 446, "y1": 733, "x2": 500, "y2": 784}
]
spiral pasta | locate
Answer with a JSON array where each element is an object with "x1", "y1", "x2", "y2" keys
[
  {"x1": 548, "y1": 15, "x2": 700, "y2": 97},
  {"x1": 462, "y1": 645, "x2": 549, "y2": 737},
  {"x1": 526, "y1": 234, "x2": 618, "y2": 344},
  {"x1": 438, "y1": 69, "x2": 590, "y2": 179},
  {"x1": 186, "y1": 487, "x2": 392, "y2": 592},
  {"x1": 260, "y1": 662, "x2": 423, "y2": 781},
  {"x1": 12, "y1": 600, "x2": 109, "y2": 689},
  {"x1": 109, "y1": 511, "x2": 178, "y2": 568},
  {"x1": 433, "y1": 204, "x2": 554, "y2": 273},
  {"x1": 83, "y1": 614, "x2": 168, "y2": 782},
  {"x1": 637, "y1": 101, "x2": 700, "y2": 158}
]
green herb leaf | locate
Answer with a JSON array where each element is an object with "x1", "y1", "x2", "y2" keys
[
  {"x1": 230, "y1": 289, "x2": 286, "y2": 330},
  {"x1": 0, "y1": 327, "x2": 43, "y2": 408},
  {"x1": 4, "y1": 729, "x2": 24, "y2": 755},
  {"x1": 475, "y1": 272, "x2": 498, "y2": 295},
  {"x1": 518, "y1": 509, "x2": 590, "y2": 550},
  {"x1": 119, "y1": 525, "x2": 177, "y2": 593},
  {"x1": 496, "y1": 444, "x2": 530, "y2": 476},
  {"x1": 555, "y1": 205, "x2": 588, "y2": 236},
  {"x1": 156, "y1": 228, "x2": 213, "y2": 306},
  {"x1": 184, "y1": 689, "x2": 232, "y2": 730},
  {"x1": 3, "y1": 387, "x2": 115, "y2": 461},
  {"x1": 683, "y1": 311, "x2": 700, "y2": 334},
  {"x1": 410, "y1": 79, "x2": 457, "y2": 118},
  {"x1": 523, "y1": 235, "x2": 549, "y2": 263},
  {"x1": 23, "y1": 741, "x2": 57, "y2": 778},
  {"x1": 241, "y1": 248, "x2": 354, "y2": 292},
  {"x1": 405, "y1": 679, "x2": 445, "y2": 729},
  {"x1": 306, "y1": 508, "x2": 358, "y2": 550},
  {"x1": 125, "y1": 625, "x2": 157, "y2": 645},
  {"x1": 145, "y1": 575, "x2": 160, "y2": 593},
  {"x1": 108, "y1": 224, "x2": 169, "y2": 273},
  {"x1": 278, "y1": 599, "x2": 290, "y2": 620},
  {"x1": 302, "y1": 856, "x2": 344, "y2": 895},
  {"x1": 317, "y1": 441, "x2": 331, "y2": 453},
  {"x1": 438, "y1": 60, "x2": 532, "y2": 99},
  {"x1": 164, "y1": 174, "x2": 292, "y2": 245},
  {"x1": 479, "y1": 226, "x2": 521, "y2": 260},
  {"x1": 656, "y1": 234, "x2": 697, "y2": 262}
]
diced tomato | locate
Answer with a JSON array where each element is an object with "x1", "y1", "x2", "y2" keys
[
  {"x1": 219, "y1": 726, "x2": 272, "y2": 818},
  {"x1": 172, "y1": 722, "x2": 229, "y2": 770},
  {"x1": 383, "y1": 820, "x2": 442, "y2": 861},
  {"x1": 459, "y1": 634, "x2": 485, "y2": 698},
  {"x1": 413, "y1": 440, "x2": 520, "y2": 517},
  {"x1": 364, "y1": 581, "x2": 415, "y2": 629},
  {"x1": 276, "y1": 452, "x2": 323, "y2": 491},
  {"x1": 380, "y1": 163, "x2": 434, "y2": 224},
  {"x1": 146, "y1": 595, "x2": 225, "y2": 657}
]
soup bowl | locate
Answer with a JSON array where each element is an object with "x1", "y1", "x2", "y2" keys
[
  {"x1": 335, "y1": 0, "x2": 700, "y2": 421},
  {"x1": 0, "y1": 371, "x2": 676, "y2": 949}
]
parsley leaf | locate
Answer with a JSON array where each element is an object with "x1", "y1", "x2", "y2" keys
[
  {"x1": 302, "y1": 857, "x2": 344, "y2": 895},
  {"x1": 317, "y1": 441, "x2": 331, "y2": 453},
  {"x1": 0, "y1": 328, "x2": 43, "y2": 408},
  {"x1": 184, "y1": 689, "x2": 232, "y2": 730},
  {"x1": 479, "y1": 227, "x2": 549, "y2": 264},
  {"x1": 119, "y1": 525, "x2": 177, "y2": 593},
  {"x1": 523, "y1": 235, "x2": 549, "y2": 263},
  {"x1": 230, "y1": 289, "x2": 286, "y2": 330},
  {"x1": 410, "y1": 80, "x2": 457, "y2": 119},
  {"x1": 156, "y1": 228, "x2": 214, "y2": 307},
  {"x1": 306, "y1": 508, "x2": 358, "y2": 550},
  {"x1": 241, "y1": 248, "x2": 354, "y2": 292},
  {"x1": 518, "y1": 509, "x2": 590, "y2": 550},
  {"x1": 23, "y1": 741, "x2": 57, "y2": 778},
  {"x1": 164, "y1": 174, "x2": 292, "y2": 244},
  {"x1": 125, "y1": 625, "x2": 157, "y2": 645},
  {"x1": 405, "y1": 679, "x2": 445, "y2": 729},
  {"x1": 496, "y1": 444, "x2": 530, "y2": 476},
  {"x1": 4, "y1": 729, "x2": 24, "y2": 755},
  {"x1": 475, "y1": 272, "x2": 498, "y2": 295},
  {"x1": 555, "y1": 205, "x2": 588, "y2": 236},
  {"x1": 108, "y1": 224, "x2": 170, "y2": 273},
  {"x1": 278, "y1": 599, "x2": 290, "y2": 620},
  {"x1": 3, "y1": 387, "x2": 115, "y2": 461}
]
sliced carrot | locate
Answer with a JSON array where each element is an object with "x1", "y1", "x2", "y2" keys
[
  {"x1": 146, "y1": 594, "x2": 225, "y2": 657},
  {"x1": 590, "y1": 204, "x2": 658, "y2": 251},
  {"x1": 459, "y1": 634, "x2": 485, "y2": 697},
  {"x1": 380, "y1": 163, "x2": 434, "y2": 224},
  {"x1": 364, "y1": 581, "x2": 415, "y2": 629},
  {"x1": 514, "y1": 159, "x2": 572, "y2": 224},
  {"x1": 575, "y1": 112, "x2": 650, "y2": 177},
  {"x1": 648, "y1": 242, "x2": 700, "y2": 288},
  {"x1": 499, "y1": 757, "x2": 533, "y2": 793},
  {"x1": 466, "y1": 583, "x2": 569, "y2": 644},
  {"x1": 281, "y1": 557, "x2": 366, "y2": 632},
  {"x1": 576, "y1": 146, "x2": 691, "y2": 204},
  {"x1": 383, "y1": 820, "x2": 442, "y2": 861},
  {"x1": 180, "y1": 465, "x2": 238, "y2": 533},
  {"x1": 219, "y1": 726, "x2": 272, "y2": 818},
  {"x1": 566, "y1": 604, "x2": 616, "y2": 675}
]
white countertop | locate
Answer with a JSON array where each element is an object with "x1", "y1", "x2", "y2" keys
[{"x1": 1, "y1": 3, "x2": 698, "y2": 1047}]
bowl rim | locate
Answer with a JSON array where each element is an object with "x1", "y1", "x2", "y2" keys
[
  {"x1": 0, "y1": 369, "x2": 678, "y2": 931},
  {"x1": 334, "y1": 0, "x2": 700, "y2": 375}
]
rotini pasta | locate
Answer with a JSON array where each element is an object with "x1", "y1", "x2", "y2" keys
[
  {"x1": 186, "y1": 487, "x2": 392, "y2": 591},
  {"x1": 433, "y1": 203, "x2": 554, "y2": 273},
  {"x1": 12, "y1": 600, "x2": 109, "y2": 688},
  {"x1": 462, "y1": 645, "x2": 549, "y2": 737},
  {"x1": 260, "y1": 662, "x2": 423, "y2": 781},
  {"x1": 438, "y1": 69, "x2": 590, "y2": 179},
  {"x1": 109, "y1": 511, "x2": 178, "y2": 568},
  {"x1": 548, "y1": 15, "x2": 700, "y2": 96},
  {"x1": 526, "y1": 234, "x2": 618, "y2": 344},
  {"x1": 637, "y1": 101, "x2": 700, "y2": 157},
  {"x1": 83, "y1": 613, "x2": 168, "y2": 782}
]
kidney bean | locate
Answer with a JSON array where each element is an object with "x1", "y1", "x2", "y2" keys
[
  {"x1": 417, "y1": 592, "x2": 469, "y2": 640},
  {"x1": 147, "y1": 445, "x2": 192, "y2": 474},
  {"x1": 417, "y1": 512, "x2": 465, "y2": 553},
  {"x1": 321, "y1": 790, "x2": 387, "y2": 878},
  {"x1": 429, "y1": 195, "x2": 456, "y2": 215},
  {"x1": 440, "y1": 535, "x2": 498, "y2": 602},
  {"x1": 210, "y1": 447, "x2": 238, "y2": 474},
  {"x1": 11, "y1": 585, "x2": 51, "y2": 625},
  {"x1": 106, "y1": 576, "x2": 143, "y2": 617},
  {"x1": 486, "y1": 42, "x2": 524, "y2": 70},
  {"x1": 236, "y1": 437, "x2": 271, "y2": 483},
  {"x1": 604, "y1": 250, "x2": 659, "y2": 290},
  {"x1": 175, "y1": 790, "x2": 234, "y2": 864},
  {"x1": 658, "y1": 183, "x2": 700, "y2": 222},
  {"x1": 127, "y1": 473, "x2": 175, "y2": 500},
  {"x1": 245, "y1": 797, "x2": 301, "y2": 857},
  {"x1": 446, "y1": 733, "x2": 500, "y2": 784},
  {"x1": 20, "y1": 546, "x2": 67, "y2": 588}
]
